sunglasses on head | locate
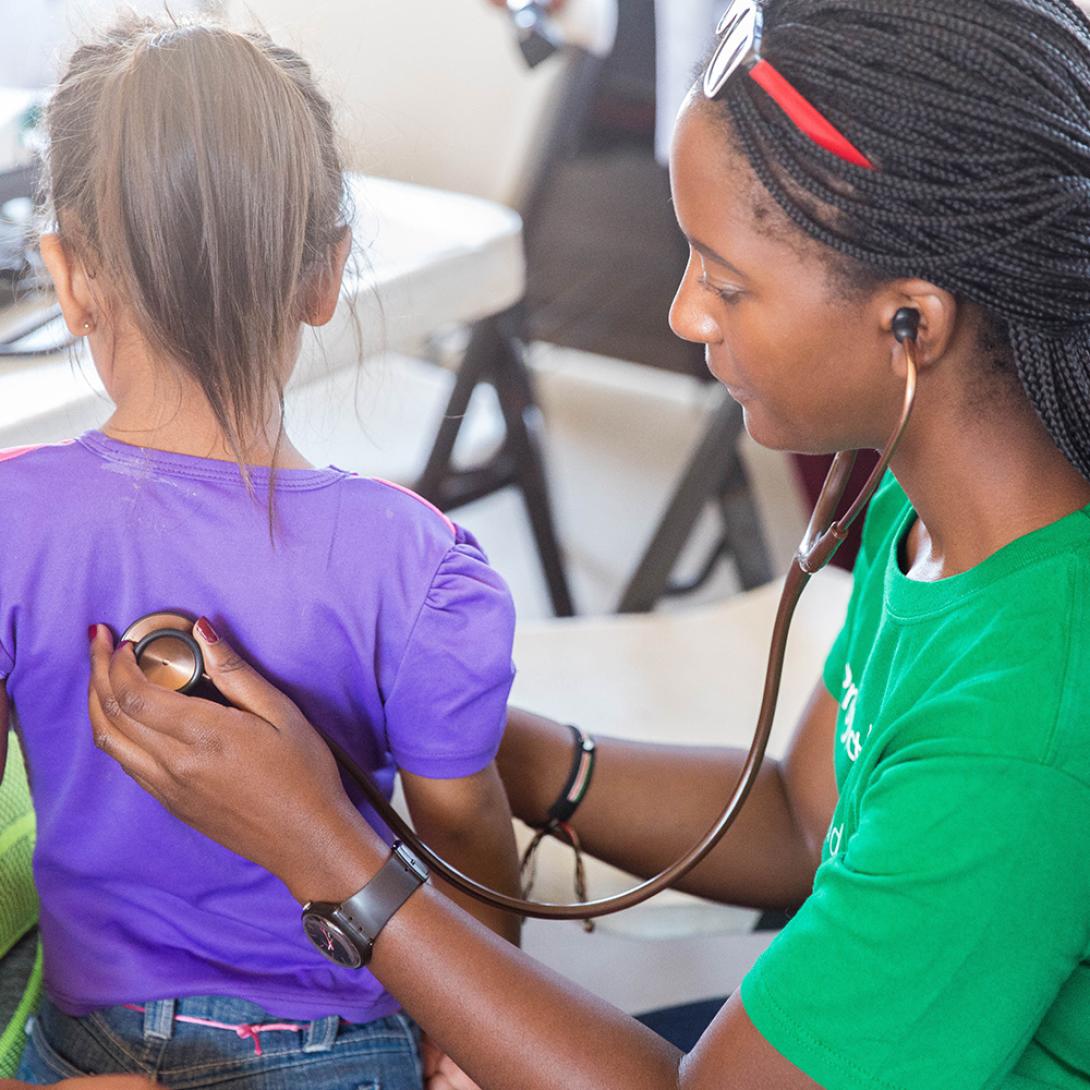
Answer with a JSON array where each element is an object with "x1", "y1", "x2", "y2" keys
[{"x1": 704, "y1": 0, "x2": 875, "y2": 171}]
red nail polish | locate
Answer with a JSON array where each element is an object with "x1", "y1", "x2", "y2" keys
[
  {"x1": 194, "y1": 617, "x2": 220, "y2": 645},
  {"x1": 88, "y1": 624, "x2": 98, "y2": 642}
]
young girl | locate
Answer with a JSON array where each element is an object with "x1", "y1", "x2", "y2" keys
[
  {"x1": 87, "y1": 0, "x2": 1090, "y2": 1087},
  {"x1": 2, "y1": 14, "x2": 520, "y2": 1089}
]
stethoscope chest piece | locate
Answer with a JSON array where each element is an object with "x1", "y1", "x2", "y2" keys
[{"x1": 120, "y1": 611, "x2": 205, "y2": 695}]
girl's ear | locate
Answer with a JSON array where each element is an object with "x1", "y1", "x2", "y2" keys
[
  {"x1": 303, "y1": 227, "x2": 353, "y2": 328},
  {"x1": 39, "y1": 233, "x2": 97, "y2": 336}
]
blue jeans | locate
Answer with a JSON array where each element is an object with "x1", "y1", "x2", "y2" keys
[
  {"x1": 636, "y1": 997, "x2": 727, "y2": 1052},
  {"x1": 17, "y1": 994, "x2": 423, "y2": 1090}
]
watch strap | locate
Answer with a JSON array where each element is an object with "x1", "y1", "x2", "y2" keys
[{"x1": 335, "y1": 842, "x2": 428, "y2": 949}]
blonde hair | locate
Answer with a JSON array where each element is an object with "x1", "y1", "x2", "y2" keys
[{"x1": 42, "y1": 12, "x2": 349, "y2": 474}]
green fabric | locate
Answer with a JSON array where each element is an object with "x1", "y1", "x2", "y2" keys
[
  {"x1": 741, "y1": 473, "x2": 1090, "y2": 1090},
  {"x1": 0, "y1": 733, "x2": 39, "y2": 1078}
]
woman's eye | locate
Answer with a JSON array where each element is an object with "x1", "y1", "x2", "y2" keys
[{"x1": 699, "y1": 275, "x2": 742, "y2": 304}]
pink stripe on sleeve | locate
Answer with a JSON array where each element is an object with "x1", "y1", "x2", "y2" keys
[
  {"x1": 0, "y1": 439, "x2": 74, "y2": 463},
  {"x1": 370, "y1": 477, "x2": 456, "y2": 537}
]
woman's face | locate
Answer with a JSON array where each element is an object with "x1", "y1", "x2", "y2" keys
[{"x1": 668, "y1": 99, "x2": 901, "y2": 454}]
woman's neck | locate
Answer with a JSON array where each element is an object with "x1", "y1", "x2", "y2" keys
[{"x1": 891, "y1": 383, "x2": 1090, "y2": 580}]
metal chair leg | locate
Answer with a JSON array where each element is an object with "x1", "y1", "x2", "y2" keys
[
  {"x1": 491, "y1": 328, "x2": 575, "y2": 617},
  {"x1": 414, "y1": 319, "x2": 499, "y2": 503},
  {"x1": 617, "y1": 392, "x2": 770, "y2": 614},
  {"x1": 413, "y1": 309, "x2": 576, "y2": 617}
]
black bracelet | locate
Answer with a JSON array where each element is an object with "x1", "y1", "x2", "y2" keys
[
  {"x1": 540, "y1": 723, "x2": 597, "y2": 828},
  {"x1": 520, "y1": 724, "x2": 599, "y2": 931}
]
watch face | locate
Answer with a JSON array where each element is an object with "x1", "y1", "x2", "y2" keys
[{"x1": 303, "y1": 911, "x2": 363, "y2": 969}]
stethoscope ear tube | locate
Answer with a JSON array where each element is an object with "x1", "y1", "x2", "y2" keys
[
  {"x1": 321, "y1": 335, "x2": 921, "y2": 922},
  {"x1": 123, "y1": 333, "x2": 920, "y2": 922}
]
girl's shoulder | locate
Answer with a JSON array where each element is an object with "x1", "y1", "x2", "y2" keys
[
  {"x1": 332, "y1": 473, "x2": 499, "y2": 583},
  {"x1": 348, "y1": 475, "x2": 457, "y2": 541},
  {"x1": 0, "y1": 438, "x2": 86, "y2": 513},
  {"x1": 0, "y1": 438, "x2": 80, "y2": 473}
]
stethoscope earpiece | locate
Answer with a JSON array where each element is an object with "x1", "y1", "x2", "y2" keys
[{"x1": 892, "y1": 307, "x2": 921, "y2": 344}]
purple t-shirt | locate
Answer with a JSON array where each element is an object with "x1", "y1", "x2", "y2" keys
[{"x1": 0, "y1": 431, "x2": 516, "y2": 1021}]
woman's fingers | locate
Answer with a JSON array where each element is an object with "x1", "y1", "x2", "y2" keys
[
  {"x1": 192, "y1": 617, "x2": 305, "y2": 725},
  {"x1": 88, "y1": 682, "x2": 169, "y2": 787},
  {"x1": 86, "y1": 616, "x2": 373, "y2": 900},
  {"x1": 89, "y1": 626, "x2": 193, "y2": 740}
]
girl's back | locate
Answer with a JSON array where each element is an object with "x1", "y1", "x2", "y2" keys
[{"x1": 0, "y1": 433, "x2": 514, "y2": 1020}]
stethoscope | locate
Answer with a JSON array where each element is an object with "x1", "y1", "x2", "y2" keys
[{"x1": 123, "y1": 308, "x2": 920, "y2": 922}]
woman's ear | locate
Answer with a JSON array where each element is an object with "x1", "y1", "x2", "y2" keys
[
  {"x1": 879, "y1": 280, "x2": 958, "y2": 377},
  {"x1": 303, "y1": 227, "x2": 353, "y2": 328},
  {"x1": 39, "y1": 233, "x2": 97, "y2": 336}
]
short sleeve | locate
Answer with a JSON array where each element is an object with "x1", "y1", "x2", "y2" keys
[
  {"x1": 740, "y1": 750, "x2": 1090, "y2": 1090},
  {"x1": 383, "y1": 527, "x2": 516, "y2": 779}
]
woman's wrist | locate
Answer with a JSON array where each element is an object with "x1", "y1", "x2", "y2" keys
[
  {"x1": 499, "y1": 708, "x2": 580, "y2": 826},
  {"x1": 284, "y1": 802, "x2": 387, "y2": 904}
]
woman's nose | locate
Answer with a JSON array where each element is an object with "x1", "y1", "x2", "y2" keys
[{"x1": 669, "y1": 260, "x2": 720, "y2": 346}]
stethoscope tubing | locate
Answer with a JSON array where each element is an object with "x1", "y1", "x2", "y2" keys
[{"x1": 321, "y1": 332, "x2": 921, "y2": 921}]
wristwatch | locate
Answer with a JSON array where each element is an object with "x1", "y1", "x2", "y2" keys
[{"x1": 301, "y1": 841, "x2": 429, "y2": 968}]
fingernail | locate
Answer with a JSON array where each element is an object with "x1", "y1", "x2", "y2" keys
[
  {"x1": 88, "y1": 624, "x2": 98, "y2": 642},
  {"x1": 118, "y1": 639, "x2": 133, "y2": 653},
  {"x1": 194, "y1": 616, "x2": 219, "y2": 645}
]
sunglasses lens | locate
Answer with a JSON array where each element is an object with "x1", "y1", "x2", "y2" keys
[{"x1": 705, "y1": 2, "x2": 759, "y2": 98}]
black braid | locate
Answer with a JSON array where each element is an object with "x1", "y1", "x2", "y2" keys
[{"x1": 708, "y1": 0, "x2": 1090, "y2": 478}]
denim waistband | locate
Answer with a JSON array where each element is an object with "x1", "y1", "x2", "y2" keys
[{"x1": 134, "y1": 997, "x2": 341, "y2": 1054}]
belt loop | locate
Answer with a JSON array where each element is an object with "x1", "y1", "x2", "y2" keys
[
  {"x1": 143, "y1": 999, "x2": 176, "y2": 1042},
  {"x1": 302, "y1": 1014, "x2": 339, "y2": 1053}
]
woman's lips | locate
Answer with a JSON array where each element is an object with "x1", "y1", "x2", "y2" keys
[{"x1": 706, "y1": 352, "x2": 748, "y2": 401}]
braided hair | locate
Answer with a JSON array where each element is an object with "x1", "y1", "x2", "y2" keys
[{"x1": 706, "y1": 0, "x2": 1090, "y2": 477}]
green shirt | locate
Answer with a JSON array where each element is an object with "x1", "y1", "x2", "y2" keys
[{"x1": 740, "y1": 473, "x2": 1090, "y2": 1090}]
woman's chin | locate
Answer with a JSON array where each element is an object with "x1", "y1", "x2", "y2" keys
[{"x1": 738, "y1": 405, "x2": 841, "y2": 456}]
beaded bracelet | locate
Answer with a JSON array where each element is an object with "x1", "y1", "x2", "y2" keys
[{"x1": 519, "y1": 724, "x2": 598, "y2": 931}]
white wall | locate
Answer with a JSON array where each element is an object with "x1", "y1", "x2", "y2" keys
[
  {"x1": 218, "y1": 0, "x2": 569, "y2": 208},
  {"x1": 0, "y1": 0, "x2": 207, "y2": 89}
]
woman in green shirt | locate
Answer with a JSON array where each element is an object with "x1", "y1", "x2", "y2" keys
[{"x1": 83, "y1": 0, "x2": 1090, "y2": 1087}]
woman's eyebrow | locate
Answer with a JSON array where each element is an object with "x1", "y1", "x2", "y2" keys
[{"x1": 689, "y1": 237, "x2": 747, "y2": 279}]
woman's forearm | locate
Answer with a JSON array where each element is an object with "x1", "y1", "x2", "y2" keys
[
  {"x1": 299, "y1": 812, "x2": 686, "y2": 1090},
  {"x1": 500, "y1": 708, "x2": 818, "y2": 909}
]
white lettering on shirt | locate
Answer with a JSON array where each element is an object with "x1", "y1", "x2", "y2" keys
[
  {"x1": 828, "y1": 823, "x2": 844, "y2": 857},
  {"x1": 838, "y1": 664, "x2": 872, "y2": 762}
]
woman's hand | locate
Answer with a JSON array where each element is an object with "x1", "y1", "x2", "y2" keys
[{"x1": 86, "y1": 621, "x2": 379, "y2": 904}]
